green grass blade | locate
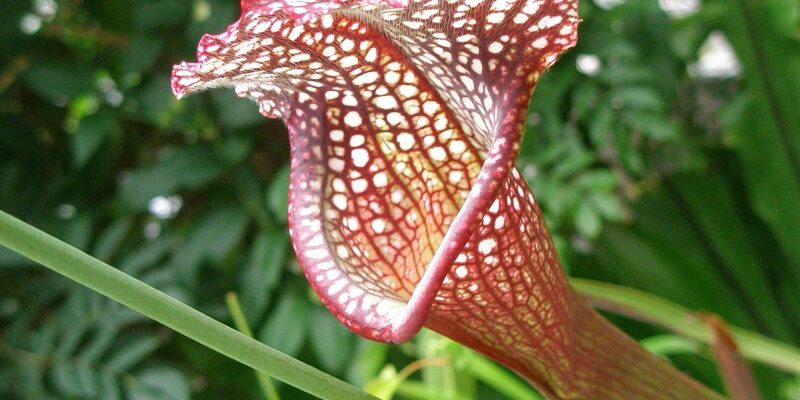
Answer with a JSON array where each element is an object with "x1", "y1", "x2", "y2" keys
[
  {"x1": 0, "y1": 210, "x2": 376, "y2": 400},
  {"x1": 226, "y1": 292, "x2": 281, "y2": 400}
]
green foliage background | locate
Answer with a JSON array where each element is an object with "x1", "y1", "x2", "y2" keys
[{"x1": 1, "y1": 0, "x2": 798, "y2": 399}]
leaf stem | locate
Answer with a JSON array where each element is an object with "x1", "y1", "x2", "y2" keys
[
  {"x1": 571, "y1": 277, "x2": 800, "y2": 375},
  {"x1": 226, "y1": 292, "x2": 281, "y2": 400},
  {"x1": 0, "y1": 210, "x2": 376, "y2": 400}
]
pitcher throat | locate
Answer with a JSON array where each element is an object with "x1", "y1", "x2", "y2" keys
[
  {"x1": 553, "y1": 302, "x2": 724, "y2": 400},
  {"x1": 428, "y1": 294, "x2": 724, "y2": 400}
]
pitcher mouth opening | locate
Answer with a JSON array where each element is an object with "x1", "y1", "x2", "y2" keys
[{"x1": 170, "y1": 0, "x2": 579, "y2": 359}]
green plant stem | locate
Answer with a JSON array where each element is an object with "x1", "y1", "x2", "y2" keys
[
  {"x1": 462, "y1": 351, "x2": 543, "y2": 400},
  {"x1": 0, "y1": 210, "x2": 376, "y2": 400},
  {"x1": 640, "y1": 334, "x2": 703, "y2": 357},
  {"x1": 395, "y1": 381, "x2": 449, "y2": 400},
  {"x1": 571, "y1": 277, "x2": 800, "y2": 375},
  {"x1": 226, "y1": 292, "x2": 281, "y2": 400}
]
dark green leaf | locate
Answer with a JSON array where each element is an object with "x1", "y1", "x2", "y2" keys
[
  {"x1": 104, "y1": 336, "x2": 161, "y2": 372},
  {"x1": 120, "y1": 146, "x2": 225, "y2": 210},
  {"x1": 258, "y1": 286, "x2": 311, "y2": 357},
  {"x1": 309, "y1": 308, "x2": 355, "y2": 372},
  {"x1": 92, "y1": 218, "x2": 133, "y2": 262},
  {"x1": 72, "y1": 112, "x2": 115, "y2": 168},
  {"x1": 267, "y1": 164, "x2": 291, "y2": 223},
  {"x1": 126, "y1": 366, "x2": 190, "y2": 400},
  {"x1": 239, "y1": 230, "x2": 288, "y2": 322},
  {"x1": 23, "y1": 64, "x2": 95, "y2": 105}
]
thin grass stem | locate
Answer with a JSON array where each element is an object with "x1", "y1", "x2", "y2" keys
[{"x1": 0, "y1": 210, "x2": 376, "y2": 400}]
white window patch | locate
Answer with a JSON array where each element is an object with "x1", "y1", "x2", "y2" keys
[
  {"x1": 328, "y1": 158, "x2": 345, "y2": 172},
  {"x1": 429, "y1": 147, "x2": 447, "y2": 162},
  {"x1": 374, "y1": 96, "x2": 399, "y2": 109},
  {"x1": 352, "y1": 148, "x2": 370, "y2": 167},
  {"x1": 351, "y1": 178, "x2": 368, "y2": 193},
  {"x1": 373, "y1": 172, "x2": 388, "y2": 187},
  {"x1": 332, "y1": 194, "x2": 348, "y2": 210},
  {"x1": 344, "y1": 111, "x2": 362, "y2": 127},
  {"x1": 478, "y1": 238, "x2": 497, "y2": 255},
  {"x1": 327, "y1": 279, "x2": 347, "y2": 295},
  {"x1": 397, "y1": 133, "x2": 415, "y2": 150},
  {"x1": 371, "y1": 218, "x2": 386, "y2": 233}
]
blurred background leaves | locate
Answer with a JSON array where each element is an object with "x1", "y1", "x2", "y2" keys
[{"x1": 1, "y1": 0, "x2": 799, "y2": 399}]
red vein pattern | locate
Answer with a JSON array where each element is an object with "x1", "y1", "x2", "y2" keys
[{"x1": 172, "y1": 1, "x2": 723, "y2": 398}]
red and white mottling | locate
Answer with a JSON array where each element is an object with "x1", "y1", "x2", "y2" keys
[{"x1": 172, "y1": 1, "x2": 722, "y2": 399}]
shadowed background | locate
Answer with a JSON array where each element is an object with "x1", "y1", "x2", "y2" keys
[{"x1": 1, "y1": 0, "x2": 799, "y2": 399}]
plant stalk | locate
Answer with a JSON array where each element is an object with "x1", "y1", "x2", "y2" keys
[
  {"x1": 571, "y1": 277, "x2": 800, "y2": 375},
  {"x1": 0, "y1": 210, "x2": 376, "y2": 400},
  {"x1": 226, "y1": 292, "x2": 282, "y2": 400}
]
